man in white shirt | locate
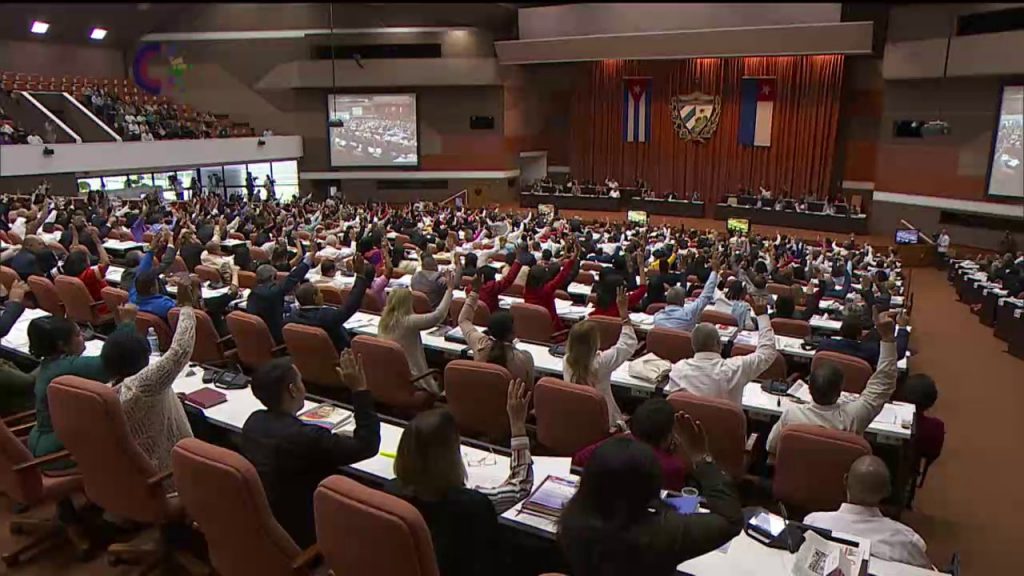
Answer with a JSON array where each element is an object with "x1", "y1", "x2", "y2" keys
[
  {"x1": 804, "y1": 455, "x2": 931, "y2": 567},
  {"x1": 664, "y1": 295, "x2": 776, "y2": 405},
  {"x1": 936, "y1": 228, "x2": 950, "y2": 269},
  {"x1": 315, "y1": 234, "x2": 354, "y2": 265},
  {"x1": 766, "y1": 312, "x2": 899, "y2": 454}
]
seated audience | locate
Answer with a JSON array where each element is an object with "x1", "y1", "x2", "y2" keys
[
  {"x1": 525, "y1": 242, "x2": 578, "y2": 330},
  {"x1": 710, "y1": 280, "x2": 755, "y2": 330},
  {"x1": 904, "y1": 374, "x2": 945, "y2": 476},
  {"x1": 458, "y1": 281, "x2": 534, "y2": 384},
  {"x1": 653, "y1": 260, "x2": 720, "y2": 331},
  {"x1": 410, "y1": 253, "x2": 450, "y2": 309},
  {"x1": 378, "y1": 274, "x2": 455, "y2": 395},
  {"x1": 0, "y1": 281, "x2": 35, "y2": 413},
  {"x1": 61, "y1": 227, "x2": 112, "y2": 312},
  {"x1": 242, "y1": 351, "x2": 380, "y2": 548},
  {"x1": 387, "y1": 380, "x2": 533, "y2": 576},
  {"x1": 285, "y1": 255, "x2": 372, "y2": 351},
  {"x1": 766, "y1": 312, "x2": 900, "y2": 454},
  {"x1": 247, "y1": 253, "x2": 312, "y2": 344},
  {"x1": 805, "y1": 456, "x2": 932, "y2": 567},
  {"x1": 817, "y1": 310, "x2": 911, "y2": 368}
]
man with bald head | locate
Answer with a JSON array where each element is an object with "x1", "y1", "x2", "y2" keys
[
  {"x1": 664, "y1": 294, "x2": 776, "y2": 405},
  {"x1": 652, "y1": 256, "x2": 721, "y2": 331},
  {"x1": 804, "y1": 455, "x2": 931, "y2": 567},
  {"x1": 766, "y1": 312, "x2": 900, "y2": 454},
  {"x1": 8, "y1": 235, "x2": 58, "y2": 281}
]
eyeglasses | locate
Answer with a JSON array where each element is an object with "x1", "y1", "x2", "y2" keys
[{"x1": 464, "y1": 447, "x2": 497, "y2": 468}]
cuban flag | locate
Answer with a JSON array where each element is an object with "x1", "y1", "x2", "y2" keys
[
  {"x1": 623, "y1": 77, "x2": 652, "y2": 143},
  {"x1": 739, "y1": 77, "x2": 776, "y2": 147}
]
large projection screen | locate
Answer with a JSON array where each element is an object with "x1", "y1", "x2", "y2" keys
[
  {"x1": 328, "y1": 94, "x2": 418, "y2": 168},
  {"x1": 987, "y1": 85, "x2": 1023, "y2": 198}
]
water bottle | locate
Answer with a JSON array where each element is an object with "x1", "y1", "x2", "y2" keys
[{"x1": 147, "y1": 327, "x2": 161, "y2": 356}]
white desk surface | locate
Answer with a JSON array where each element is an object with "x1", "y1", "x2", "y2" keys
[{"x1": 102, "y1": 240, "x2": 146, "y2": 251}]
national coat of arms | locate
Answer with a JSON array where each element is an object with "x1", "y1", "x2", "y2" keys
[{"x1": 671, "y1": 92, "x2": 721, "y2": 143}]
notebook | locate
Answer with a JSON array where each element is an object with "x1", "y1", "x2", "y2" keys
[
  {"x1": 520, "y1": 476, "x2": 578, "y2": 521},
  {"x1": 182, "y1": 387, "x2": 228, "y2": 409},
  {"x1": 298, "y1": 403, "x2": 354, "y2": 432}
]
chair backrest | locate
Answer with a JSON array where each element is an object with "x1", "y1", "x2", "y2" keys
[
  {"x1": 699, "y1": 308, "x2": 737, "y2": 326},
  {"x1": 773, "y1": 424, "x2": 871, "y2": 513},
  {"x1": 574, "y1": 271, "x2": 595, "y2": 285},
  {"x1": 766, "y1": 283, "x2": 792, "y2": 297},
  {"x1": 449, "y1": 298, "x2": 490, "y2": 327},
  {"x1": 171, "y1": 438, "x2": 301, "y2": 576},
  {"x1": 47, "y1": 376, "x2": 168, "y2": 523},
  {"x1": 134, "y1": 312, "x2": 173, "y2": 354},
  {"x1": 771, "y1": 318, "x2": 811, "y2": 339},
  {"x1": 315, "y1": 475, "x2": 439, "y2": 576},
  {"x1": 667, "y1": 391, "x2": 747, "y2": 479},
  {"x1": 646, "y1": 327, "x2": 694, "y2": 363},
  {"x1": 581, "y1": 261, "x2": 604, "y2": 272},
  {"x1": 237, "y1": 271, "x2": 257, "y2": 290},
  {"x1": 54, "y1": 275, "x2": 101, "y2": 325},
  {"x1": 411, "y1": 290, "x2": 432, "y2": 314},
  {"x1": 250, "y1": 247, "x2": 270, "y2": 264},
  {"x1": 319, "y1": 285, "x2": 344, "y2": 306},
  {"x1": 0, "y1": 419, "x2": 46, "y2": 505},
  {"x1": 227, "y1": 232, "x2": 245, "y2": 241},
  {"x1": 169, "y1": 256, "x2": 188, "y2": 274},
  {"x1": 195, "y1": 264, "x2": 221, "y2": 284},
  {"x1": 443, "y1": 360, "x2": 512, "y2": 442},
  {"x1": 533, "y1": 377, "x2": 610, "y2": 456},
  {"x1": 226, "y1": 311, "x2": 277, "y2": 371},
  {"x1": 170, "y1": 308, "x2": 226, "y2": 364},
  {"x1": 283, "y1": 324, "x2": 342, "y2": 389},
  {"x1": 586, "y1": 316, "x2": 624, "y2": 351},
  {"x1": 101, "y1": 286, "x2": 129, "y2": 323},
  {"x1": 645, "y1": 302, "x2": 667, "y2": 315},
  {"x1": 811, "y1": 351, "x2": 873, "y2": 394},
  {"x1": 350, "y1": 335, "x2": 436, "y2": 413},
  {"x1": 730, "y1": 344, "x2": 788, "y2": 380},
  {"x1": 27, "y1": 275, "x2": 65, "y2": 318},
  {"x1": 503, "y1": 283, "x2": 525, "y2": 297},
  {"x1": 510, "y1": 302, "x2": 555, "y2": 343},
  {"x1": 0, "y1": 266, "x2": 17, "y2": 292}
]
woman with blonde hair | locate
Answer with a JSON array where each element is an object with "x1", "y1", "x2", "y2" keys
[
  {"x1": 563, "y1": 286, "x2": 638, "y2": 430},
  {"x1": 379, "y1": 270, "x2": 456, "y2": 395}
]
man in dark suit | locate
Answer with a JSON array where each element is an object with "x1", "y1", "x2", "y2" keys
[
  {"x1": 817, "y1": 311, "x2": 911, "y2": 368},
  {"x1": 9, "y1": 236, "x2": 59, "y2": 281},
  {"x1": 246, "y1": 250, "x2": 311, "y2": 344},
  {"x1": 241, "y1": 352, "x2": 380, "y2": 548},
  {"x1": 284, "y1": 254, "x2": 372, "y2": 351}
]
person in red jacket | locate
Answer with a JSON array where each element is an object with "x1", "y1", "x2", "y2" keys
[
  {"x1": 590, "y1": 251, "x2": 647, "y2": 318},
  {"x1": 61, "y1": 227, "x2": 112, "y2": 314},
  {"x1": 474, "y1": 253, "x2": 523, "y2": 313},
  {"x1": 525, "y1": 241, "x2": 578, "y2": 330}
]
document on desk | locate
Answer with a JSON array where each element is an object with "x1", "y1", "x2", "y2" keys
[
  {"x1": 533, "y1": 456, "x2": 572, "y2": 483},
  {"x1": 734, "y1": 330, "x2": 758, "y2": 346},
  {"x1": 791, "y1": 531, "x2": 869, "y2": 576},
  {"x1": 873, "y1": 403, "x2": 902, "y2": 426}
]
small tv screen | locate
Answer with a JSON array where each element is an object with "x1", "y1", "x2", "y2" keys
[
  {"x1": 627, "y1": 210, "x2": 648, "y2": 225},
  {"x1": 727, "y1": 218, "x2": 750, "y2": 234},
  {"x1": 895, "y1": 229, "x2": 919, "y2": 245},
  {"x1": 537, "y1": 204, "x2": 555, "y2": 216}
]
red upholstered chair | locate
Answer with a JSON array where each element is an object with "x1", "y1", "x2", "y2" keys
[
  {"x1": 26, "y1": 276, "x2": 64, "y2": 318},
  {"x1": 773, "y1": 425, "x2": 871, "y2": 514},
  {"x1": 586, "y1": 316, "x2": 624, "y2": 351},
  {"x1": 730, "y1": 344, "x2": 788, "y2": 380},
  {"x1": 510, "y1": 303, "x2": 567, "y2": 344},
  {"x1": 574, "y1": 271, "x2": 595, "y2": 285},
  {"x1": 319, "y1": 285, "x2": 344, "y2": 306},
  {"x1": 136, "y1": 311, "x2": 173, "y2": 353},
  {"x1": 54, "y1": 276, "x2": 113, "y2": 328},
  {"x1": 443, "y1": 360, "x2": 512, "y2": 443},
  {"x1": 250, "y1": 247, "x2": 269, "y2": 264},
  {"x1": 170, "y1": 308, "x2": 235, "y2": 367},
  {"x1": 171, "y1": 438, "x2": 318, "y2": 576},
  {"x1": 581, "y1": 261, "x2": 604, "y2": 272},
  {"x1": 645, "y1": 302, "x2": 667, "y2": 315},
  {"x1": 533, "y1": 377, "x2": 610, "y2": 456},
  {"x1": 237, "y1": 271, "x2": 256, "y2": 290},
  {"x1": 811, "y1": 351, "x2": 873, "y2": 394},
  {"x1": 771, "y1": 318, "x2": 811, "y2": 339},
  {"x1": 314, "y1": 475, "x2": 439, "y2": 576},
  {"x1": 226, "y1": 311, "x2": 286, "y2": 372},
  {"x1": 194, "y1": 265, "x2": 221, "y2": 284},
  {"x1": 47, "y1": 376, "x2": 200, "y2": 569},
  {"x1": 411, "y1": 291, "x2": 432, "y2": 314},
  {"x1": 646, "y1": 327, "x2": 694, "y2": 363},
  {"x1": 100, "y1": 287, "x2": 129, "y2": 323},
  {"x1": 766, "y1": 283, "x2": 792, "y2": 298},
  {"x1": 227, "y1": 232, "x2": 245, "y2": 241},
  {"x1": 283, "y1": 324, "x2": 344, "y2": 391},
  {"x1": 503, "y1": 284, "x2": 524, "y2": 297},
  {"x1": 449, "y1": 297, "x2": 490, "y2": 327},
  {"x1": 699, "y1": 308, "x2": 737, "y2": 327},
  {"x1": 0, "y1": 416, "x2": 84, "y2": 567},
  {"x1": 0, "y1": 266, "x2": 18, "y2": 293},
  {"x1": 667, "y1": 391, "x2": 753, "y2": 480},
  {"x1": 350, "y1": 335, "x2": 438, "y2": 416}
]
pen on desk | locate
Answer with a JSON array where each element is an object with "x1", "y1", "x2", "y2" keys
[{"x1": 379, "y1": 451, "x2": 396, "y2": 459}]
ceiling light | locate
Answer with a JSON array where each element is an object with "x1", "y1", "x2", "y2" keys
[
  {"x1": 90, "y1": 28, "x2": 108, "y2": 40},
  {"x1": 31, "y1": 21, "x2": 50, "y2": 35}
]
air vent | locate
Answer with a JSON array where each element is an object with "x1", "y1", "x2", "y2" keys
[
  {"x1": 312, "y1": 43, "x2": 443, "y2": 60},
  {"x1": 957, "y1": 7, "x2": 1024, "y2": 36}
]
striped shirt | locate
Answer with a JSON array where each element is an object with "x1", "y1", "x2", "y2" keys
[{"x1": 472, "y1": 435, "x2": 534, "y2": 513}]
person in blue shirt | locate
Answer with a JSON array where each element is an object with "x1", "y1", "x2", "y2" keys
[
  {"x1": 133, "y1": 269, "x2": 175, "y2": 322},
  {"x1": 817, "y1": 310, "x2": 911, "y2": 369},
  {"x1": 652, "y1": 258, "x2": 720, "y2": 332}
]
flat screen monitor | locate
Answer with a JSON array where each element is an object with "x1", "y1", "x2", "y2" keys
[
  {"x1": 538, "y1": 204, "x2": 555, "y2": 217},
  {"x1": 895, "y1": 229, "x2": 920, "y2": 245},
  {"x1": 807, "y1": 201, "x2": 826, "y2": 213},
  {"x1": 327, "y1": 94, "x2": 418, "y2": 167},
  {"x1": 627, "y1": 210, "x2": 648, "y2": 225},
  {"x1": 727, "y1": 218, "x2": 750, "y2": 235},
  {"x1": 987, "y1": 85, "x2": 1023, "y2": 198}
]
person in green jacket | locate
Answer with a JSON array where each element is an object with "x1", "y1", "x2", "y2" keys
[{"x1": 26, "y1": 303, "x2": 139, "y2": 462}]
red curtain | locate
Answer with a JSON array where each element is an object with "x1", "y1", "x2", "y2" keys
[{"x1": 569, "y1": 55, "x2": 844, "y2": 206}]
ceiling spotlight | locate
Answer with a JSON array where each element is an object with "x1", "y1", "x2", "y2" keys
[
  {"x1": 90, "y1": 28, "x2": 108, "y2": 40},
  {"x1": 31, "y1": 21, "x2": 50, "y2": 35}
]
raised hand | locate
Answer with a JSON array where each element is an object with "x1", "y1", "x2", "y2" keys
[
  {"x1": 616, "y1": 285, "x2": 629, "y2": 320},
  {"x1": 876, "y1": 310, "x2": 898, "y2": 342},
  {"x1": 118, "y1": 302, "x2": 139, "y2": 324},
  {"x1": 672, "y1": 412, "x2": 711, "y2": 463},
  {"x1": 506, "y1": 378, "x2": 531, "y2": 437},
  {"x1": 336, "y1": 349, "x2": 368, "y2": 391},
  {"x1": 8, "y1": 280, "x2": 30, "y2": 303},
  {"x1": 471, "y1": 271, "x2": 484, "y2": 293}
]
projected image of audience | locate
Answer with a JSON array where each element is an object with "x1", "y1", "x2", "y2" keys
[
  {"x1": 988, "y1": 85, "x2": 1023, "y2": 198},
  {"x1": 328, "y1": 94, "x2": 418, "y2": 167}
]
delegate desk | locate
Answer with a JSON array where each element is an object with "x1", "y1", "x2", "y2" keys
[
  {"x1": 996, "y1": 297, "x2": 1024, "y2": 342},
  {"x1": 519, "y1": 191, "x2": 622, "y2": 212},
  {"x1": 714, "y1": 204, "x2": 868, "y2": 235},
  {"x1": 1010, "y1": 308, "x2": 1024, "y2": 360},
  {"x1": 629, "y1": 198, "x2": 705, "y2": 218}
]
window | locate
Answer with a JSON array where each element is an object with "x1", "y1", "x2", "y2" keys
[
  {"x1": 271, "y1": 160, "x2": 299, "y2": 201},
  {"x1": 247, "y1": 162, "x2": 272, "y2": 189},
  {"x1": 102, "y1": 175, "x2": 128, "y2": 191},
  {"x1": 77, "y1": 177, "x2": 103, "y2": 194}
]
